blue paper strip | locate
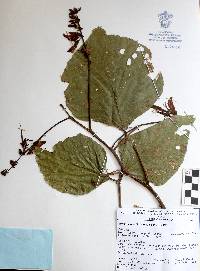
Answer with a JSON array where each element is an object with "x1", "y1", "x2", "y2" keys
[{"x1": 0, "y1": 228, "x2": 52, "y2": 269}]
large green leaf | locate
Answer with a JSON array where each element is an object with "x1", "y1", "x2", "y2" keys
[
  {"x1": 119, "y1": 115, "x2": 195, "y2": 185},
  {"x1": 61, "y1": 27, "x2": 163, "y2": 129},
  {"x1": 35, "y1": 134, "x2": 108, "y2": 195}
]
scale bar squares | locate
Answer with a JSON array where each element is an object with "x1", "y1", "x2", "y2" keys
[{"x1": 182, "y1": 169, "x2": 200, "y2": 206}]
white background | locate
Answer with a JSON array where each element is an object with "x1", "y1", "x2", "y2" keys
[{"x1": 0, "y1": 1, "x2": 200, "y2": 270}]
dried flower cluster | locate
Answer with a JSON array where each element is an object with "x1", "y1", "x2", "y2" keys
[
  {"x1": 152, "y1": 97, "x2": 177, "y2": 117},
  {"x1": 1, "y1": 126, "x2": 45, "y2": 176},
  {"x1": 63, "y1": 7, "x2": 83, "y2": 53}
]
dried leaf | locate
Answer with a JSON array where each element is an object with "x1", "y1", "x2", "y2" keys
[
  {"x1": 61, "y1": 27, "x2": 164, "y2": 129},
  {"x1": 119, "y1": 115, "x2": 195, "y2": 185},
  {"x1": 35, "y1": 134, "x2": 108, "y2": 195}
]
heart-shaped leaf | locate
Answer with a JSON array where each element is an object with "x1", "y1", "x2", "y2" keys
[
  {"x1": 119, "y1": 115, "x2": 195, "y2": 185},
  {"x1": 61, "y1": 27, "x2": 163, "y2": 129},
  {"x1": 35, "y1": 134, "x2": 107, "y2": 195}
]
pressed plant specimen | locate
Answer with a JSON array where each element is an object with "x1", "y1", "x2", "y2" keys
[{"x1": 1, "y1": 7, "x2": 194, "y2": 211}]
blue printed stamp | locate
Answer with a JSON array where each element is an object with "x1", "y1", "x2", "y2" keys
[{"x1": 158, "y1": 11, "x2": 173, "y2": 28}]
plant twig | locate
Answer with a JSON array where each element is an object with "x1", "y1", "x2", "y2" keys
[
  {"x1": 1, "y1": 118, "x2": 69, "y2": 175},
  {"x1": 106, "y1": 170, "x2": 121, "y2": 176},
  {"x1": 132, "y1": 143, "x2": 149, "y2": 183},
  {"x1": 124, "y1": 171, "x2": 166, "y2": 208},
  {"x1": 145, "y1": 182, "x2": 166, "y2": 208},
  {"x1": 112, "y1": 121, "x2": 159, "y2": 150},
  {"x1": 108, "y1": 171, "x2": 123, "y2": 207},
  {"x1": 60, "y1": 104, "x2": 124, "y2": 168},
  {"x1": 60, "y1": 104, "x2": 166, "y2": 208},
  {"x1": 33, "y1": 118, "x2": 69, "y2": 145},
  {"x1": 87, "y1": 56, "x2": 92, "y2": 131},
  {"x1": 117, "y1": 172, "x2": 123, "y2": 208},
  {"x1": 63, "y1": 7, "x2": 92, "y2": 131},
  {"x1": 61, "y1": 9, "x2": 166, "y2": 208},
  {"x1": 130, "y1": 143, "x2": 166, "y2": 208},
  {"x1": 77, "y1": 21, "x2": 92, "y2": 131}
]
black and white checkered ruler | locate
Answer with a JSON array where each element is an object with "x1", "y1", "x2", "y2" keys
[{"x1": 182, "y1": 169, "x2": 200, "y2": 206}]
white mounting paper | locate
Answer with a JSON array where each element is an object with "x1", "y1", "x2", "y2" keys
[{"x1": 116, "y1": 208, "x2": 200, "y2": 271}]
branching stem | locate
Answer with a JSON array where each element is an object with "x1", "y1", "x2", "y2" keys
[
  {"x1": 60, "y1": 104, "x2": 166, "y2": 208},
  {"x1": 77, "y1": 22, "x2": 92, "y2": 131},
  {"x1": 112, "y1": 121, "x2": 159, "y2": 150},
  {"x1": 106, "y1": 170, "x2": 121, "y2": 176},
  {"x1": 2, "y1": 104, "x2": 166, "y2": 209},
  {"x1": 126, "y1": 172, "x2": 166, "y2": 209},
  {"x1": 60, "y1": 104, "x2": 123, "y2": 167},
  {"x1": 34, "y1": 118, "x2": 69, "y2": 142},
  {"x1": 4, "y1": 118, "x2": 69, "y2": 174}
]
